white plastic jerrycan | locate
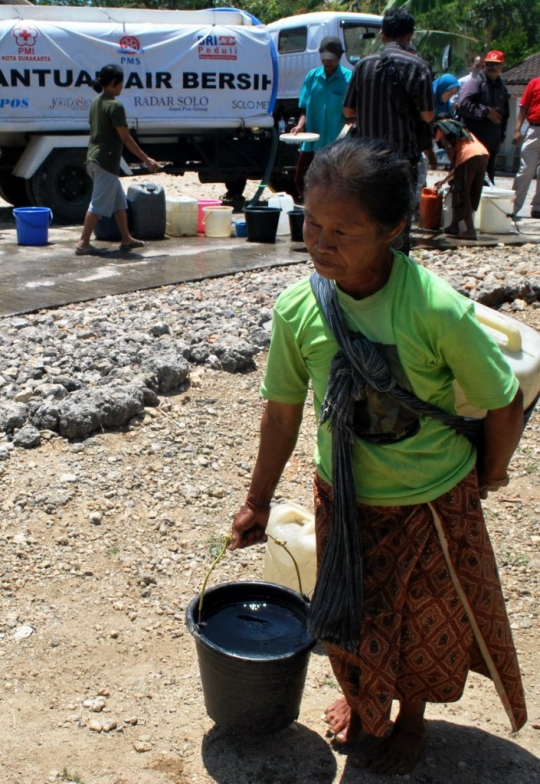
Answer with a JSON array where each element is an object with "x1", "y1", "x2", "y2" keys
[
  {"x1": 268, "y1": 192, "x2": 295, "y2": 235},
  {"x1": 263, "y1": 501, "x2": 317, "y2": 597}
]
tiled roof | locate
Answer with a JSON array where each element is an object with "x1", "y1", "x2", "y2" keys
[{"x1": 503, "y1": 52, "x2": 540, "y2": 85}]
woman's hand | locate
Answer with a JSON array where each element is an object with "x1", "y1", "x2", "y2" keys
[
  {"x1": 477, "y1": 474, "x2": 509, "y2": 499},
  {"x1": 230, "y1": 502, "x2": 270, "y2": 550}
]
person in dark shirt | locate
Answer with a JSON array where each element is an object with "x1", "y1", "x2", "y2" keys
[
  {"x1": 343, "y1": 9, "x2": 434, "y2": 253},
  {"x1": 456, "y1": 50, "x2": 509, "y2": 184},
  {"x1": 76, "y1": 64, "x2": 158, "y2": 256}
]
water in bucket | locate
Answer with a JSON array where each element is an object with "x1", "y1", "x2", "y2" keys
[
  {"x1": 186, "y1": 580, "x2": 316, "y2": 734},
  {"x1": 13, "y1": 207, "x2": 53, "y2": 246},
  {"x1": 199, "y1": 599, "x2": 312, "y2": 658}
]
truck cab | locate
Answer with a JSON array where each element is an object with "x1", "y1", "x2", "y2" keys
[
  {"x1": 268, "y1": 12, "x2": 383, "y2": 125},
  {"x1": 267, "y1": 12, "x2": 382, "y2": 195}
]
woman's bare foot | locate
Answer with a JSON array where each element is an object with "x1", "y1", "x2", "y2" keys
[
  {"x1": 324, "y1": 698, "x2": 364, "y2": 743},
  {"x1": 352, "y1": 700, "x2": 426, "y2": 775}
]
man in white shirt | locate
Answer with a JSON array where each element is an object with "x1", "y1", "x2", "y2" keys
[{"x1": 458, "y1": 55, "x2": 485, "y2": 87}]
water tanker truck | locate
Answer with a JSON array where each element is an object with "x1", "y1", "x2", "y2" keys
[{"x1": 0, "y1": 6, "x2": 383, "y2": 222}]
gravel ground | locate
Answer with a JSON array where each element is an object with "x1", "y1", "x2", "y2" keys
[{"x1": 0, "y1": 173, "x2": 539, "y2": 784}]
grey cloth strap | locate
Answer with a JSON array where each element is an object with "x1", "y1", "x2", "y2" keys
[
  {"x1": 310, "y1": 272, "x2": 484, "y2": 445},
  {"x1": 307, "y1": 271, "x2": 482, "y2": 653}
]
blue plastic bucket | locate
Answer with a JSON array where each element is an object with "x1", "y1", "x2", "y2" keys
[
  {"x1": 13, "y1": 207, "x2": 53, "y2": 246},
  {"x1": 233, "y1": 219, "x2": 247, "y2": 237}
]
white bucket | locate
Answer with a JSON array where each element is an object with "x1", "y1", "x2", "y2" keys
[
  {"x1": 268, "y1": 192, "x2": 295, "y2": 235},
  {"x1": 203, "y1": 205, "x2": 233, "y2": 238},
  {"x1": 166, "y1": 196, "x2": 198, "y2": 237},
  {"x1": 475, "y1": 188, "x2": 515, "y2": 234},
  {"x1": 442, "y1": 190, "x2": 475, "y2": 233}
]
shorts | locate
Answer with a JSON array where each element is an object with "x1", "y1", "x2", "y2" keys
[{"x1": 87, "y1": 161, "x2": 127, "y2": 218}]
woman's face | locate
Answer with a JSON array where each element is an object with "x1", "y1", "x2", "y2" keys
[
  {"x1": 441, "y1": 87, "x2": 458, "y2": 103},
  {"x1": 303, "y1": 185, "x2": 405, "y2": 298}
]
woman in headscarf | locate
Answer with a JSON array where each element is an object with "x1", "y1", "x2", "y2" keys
[
  {"x1": 435, "y1": 118, "x2": 489, "y2": 239},
  {"x1": 433, "y1": 73, "x2": 460, "y2": 118}
]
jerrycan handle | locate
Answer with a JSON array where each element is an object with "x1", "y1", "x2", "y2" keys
[
  {"x1": 474, "y1": 304, "x2": 522, "y2": 352},
  {"x1": 197, "y1": 532, "x2": 305, "y2": 624}
]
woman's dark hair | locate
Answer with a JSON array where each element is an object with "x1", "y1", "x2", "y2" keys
[
  {"x1": 92, "y1": 63, "x2": 124, "y2": 94},
  {"x1": 304, "y1": 137, "x2": 413, "y2": 235}
]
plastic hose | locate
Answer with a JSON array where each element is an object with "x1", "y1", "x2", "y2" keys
[{"x1": 247, "y1": 127, "x2": 279, "y2": 208}]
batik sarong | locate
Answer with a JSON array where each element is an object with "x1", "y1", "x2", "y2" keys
[{"x1": 314, "y1": 469, "x2": 527, "y2": 737}]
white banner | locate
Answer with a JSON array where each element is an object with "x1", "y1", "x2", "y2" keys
[{"x1": 0, "y1": 19, "x2": 277, "y2": 131}]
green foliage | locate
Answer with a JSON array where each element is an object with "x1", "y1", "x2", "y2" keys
[
  {"x1": 35, "y1": 0, "x2": 540, "y2": 65},
  {"x1": 384, "y1": 0, "x2": 540, "y2": 66}
]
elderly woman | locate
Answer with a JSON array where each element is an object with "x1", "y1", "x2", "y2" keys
[
  {"x1": 230, "y1": 138, "x2": 526, "y2": 775},
  {"x1": 433, "y1": 73, "x2": 460, "y2": 118}
]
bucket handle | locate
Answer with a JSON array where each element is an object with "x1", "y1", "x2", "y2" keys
[
  {"x1": 201, "y1": 206, "x2": 230, "y2": 225},
  {"x1": 197, "y1": 531, "x2": 305, "y2": 623}
]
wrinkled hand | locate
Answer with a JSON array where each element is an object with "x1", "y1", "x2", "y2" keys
[
  {"x1": 229, "y1": 502, "x2": 270, "y2": 550},
  {"x1": 478, "y1": 475, "x2": 509, "y2": 500},
  {"x1": 487, "y1": 108, "x2": 502, "y2": 124}
]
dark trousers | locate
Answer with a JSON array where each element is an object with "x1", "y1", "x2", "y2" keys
[
  {"x1": 402, "y1": 158, "x2": 419, "y2": 256},
  {"x1": 486, "y1": 150, "x2": 498, "y2": 184},
  {"x1": 294, "y1": 151, "x2": 315, "y2": 200}
]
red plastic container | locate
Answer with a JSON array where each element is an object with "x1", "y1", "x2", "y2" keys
[{"x1": 419, "y1": 187, "x2": 443, "y2": 230}]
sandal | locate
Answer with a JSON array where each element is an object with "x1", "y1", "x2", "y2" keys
[
  {"x1": 120, "y1": 239, "x2": 145, "y2": 250},
  {"x1": 75, "y1": 244, "x2": 103, "y2": 256}
]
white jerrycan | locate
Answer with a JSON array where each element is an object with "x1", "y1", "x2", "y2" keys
[
  {"x1": 263, "y1": 501, "x2": 317, "y2": 597},
  {"x1": 268, "y1": 192, "x2": 295, "y2": 235}
]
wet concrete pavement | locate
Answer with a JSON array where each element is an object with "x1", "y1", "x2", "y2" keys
[
  {"x1": 0, "y1": 223, "x2": 310, "y2": 317},
  {"x1": 1, "y1": 174, "x2": 540, "y2": 318}
]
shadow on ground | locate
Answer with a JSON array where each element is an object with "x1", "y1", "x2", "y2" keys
[
  {"x1": 201, "y1": 718, "x2": 539, "y2": 784},
  {"x1": 338, "y1": 719, "x2": 540, "y2": 784},
  {"x1": 202, "y1": 722, "x2": 337, "y2": 783}
]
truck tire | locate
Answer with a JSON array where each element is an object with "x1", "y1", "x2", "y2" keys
[
  {"x1": 0, "y1": 174, "x2": 33, "y2": 207},
  {"x1": 31, "y1": 149, "x2": 92, "y2": 224}
]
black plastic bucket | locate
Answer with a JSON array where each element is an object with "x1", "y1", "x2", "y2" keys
[
  {"x1": 186, "y1": 581, "x2": 316, "y2": 735},
  {"x1": 288, "y1": 209, "x2": 305, "y2": 242},
  {"x1": 244, "y1": 206, "x2": 281, "y2": 243},
  {"x1": 94, "y1": 214, "x2": 122, "y2": 241}
]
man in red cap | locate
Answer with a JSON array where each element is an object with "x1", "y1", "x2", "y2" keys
[
  {"x1": 512, "y1": 76, "x2": 540, "y2": 218},
  {"x1": 456, "y1": 50, "x2": 509, "y2": 184}
]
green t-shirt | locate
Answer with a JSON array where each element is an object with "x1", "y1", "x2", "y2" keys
[
  {"x1": 261, "y1": 252, "x2": 519, "y2": 506},
  {"x1": 87, "y1": 94, "x2": 127, "y2": 175}
]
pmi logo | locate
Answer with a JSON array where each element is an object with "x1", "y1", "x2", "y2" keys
[
  {"x1": 119, "y1": 35, "x2": 142, "y2": 54},
  {"x1": 13, "y1": 24, "x2": 38, "y2": 52}
]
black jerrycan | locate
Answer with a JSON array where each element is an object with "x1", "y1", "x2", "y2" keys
[{"x1": 127, "y1": 182, "x2": 166, "y2": 240}]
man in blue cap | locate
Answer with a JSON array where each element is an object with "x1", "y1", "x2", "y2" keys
[{"x1": 290, "y1": 36, "x2": 352, "y2": 199}]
